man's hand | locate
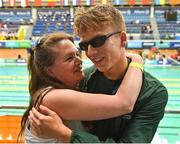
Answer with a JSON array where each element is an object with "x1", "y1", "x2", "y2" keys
[{"x1": 28, "y1": 105, "x2": 72, "y2": 142}]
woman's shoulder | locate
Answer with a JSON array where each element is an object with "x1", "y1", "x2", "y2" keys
[
  {"x1": 25, "y1": 126, "x2": 59, "y2": 143},
  {"x1": 34, "y1": 86, "x2": 55, "y2": 108}
]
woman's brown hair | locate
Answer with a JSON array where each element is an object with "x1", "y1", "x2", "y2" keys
[{"x1": 18, "y1": 32, "x2": 74, "y2": 142}]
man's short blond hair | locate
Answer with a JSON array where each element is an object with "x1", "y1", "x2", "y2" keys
[{"x1": 74, "y1": 5, "x2": 126, "y2": 36}]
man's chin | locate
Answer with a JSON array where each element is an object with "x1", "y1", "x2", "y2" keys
[{"x1": 96, "y1": 66, "x2": 106, "y2": 73}]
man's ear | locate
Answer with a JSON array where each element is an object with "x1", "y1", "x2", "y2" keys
[{"x1": 121, "y1": 31, "x2": 127, "y2": 47}]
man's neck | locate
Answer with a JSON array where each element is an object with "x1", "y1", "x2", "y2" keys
[{"x1": 104, "y1": 56, "x2": 128, "y2": 80}]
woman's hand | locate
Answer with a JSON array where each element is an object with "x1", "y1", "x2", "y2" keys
[
  {"x1": 125, "y1": 53, "x2": 144, "y2": 64},
  {"x1": 28, "y1": 105, "x2": 72, "y2": 142}
]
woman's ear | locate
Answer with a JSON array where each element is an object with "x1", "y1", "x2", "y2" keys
[
  {"x1": 121, "y1": 31, "x2": 127, "y2": 47},
  {"x1": 46, "y1": 67, "x2": 54, "y2": 77}
]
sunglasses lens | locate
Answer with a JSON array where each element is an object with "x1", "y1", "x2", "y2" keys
[
  {"x1": 79, "y1": 35, "x2": 107, "y2": 51},
  {"x1": 90, "y1": 36, "x2": 106, "y2": 48},
  {"x1": 79, "y1": 42, "x2": 88, "y2": 51}
]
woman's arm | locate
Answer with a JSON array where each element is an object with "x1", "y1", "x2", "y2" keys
[{"x1": 42, "y1": 54, "x2": 143, "y2": 121}]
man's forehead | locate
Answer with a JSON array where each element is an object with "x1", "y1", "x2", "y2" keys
[
  {"x1": 80, "y1": 27, "x2": 114, "y2": 41},
  {"x1": 80, "y1": 30, "x2": 102, "y2": 39}
]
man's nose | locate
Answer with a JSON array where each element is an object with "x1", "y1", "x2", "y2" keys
[{"x1": 86, "y1": 45, "x2": 98, "y2": 57}]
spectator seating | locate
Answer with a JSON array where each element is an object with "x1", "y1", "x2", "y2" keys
[
  {"x1": 32, "y1": 9, "x2": 73, "y2": 36},
  {"x1": 119, "y1": 7, "x2": 153, "y2": 40},
  {"x1": 155, "y1": 7, "x2": 180, "y2": 40}
]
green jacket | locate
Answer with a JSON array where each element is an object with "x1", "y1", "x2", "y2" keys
[{"x1": 71, "y1": 65, "x2": 168, "y2": 143}]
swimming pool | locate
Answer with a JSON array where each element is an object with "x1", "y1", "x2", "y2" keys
[{"x1": 0, "y1": 62, "x2": 180, "y2": 143}]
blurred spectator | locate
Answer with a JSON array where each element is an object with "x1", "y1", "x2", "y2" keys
[
  {"x1": 6, "y1": 32, "x2": 10, "y2": 40},
  {"x1": 17, "y1": 54, "x2": 26, "y2": 63},
  {"x1": 141, "y1": 26, "x2": 145, "y2": 33},
  {"x1": 8, "y1": 22, "x2": 14, "y2": 28},
  {"x1": 155, "y1": 52, "x2": 161, "y2": 61},
  {"x1": 0, "y1": 32, "x2": 6, "y2": 40},
  {"x1": 142, "y1": 24, "x2": 153, "y2": 34},
  {"x1": 171, "y1": 50, "x2": 180, "y2": 62},
  {"x1": 165, "y1": 33, "x2": 169, "y2": 40},
  {"x1": 135, "y1": 19, "x2": 140, "y2": 25},
  {"x1": 129, "y1": 33, "x2": 133, "y2": 40},
  {"x1": 18, "y1": 54, "x2": 22, "y2": 59},
  {"x1": 11, "y1": 32, "x2": 18, "y2": 40},
  {"x1": 3, "y1": 24, "x2": 8, "y2": 31},
  {"x1": 148, "y1": 47, "x2": 159, "y2": 60},
  {"x1": 148, "y1": 24, "x2": 153, "y2": 34},
  {"x1": 162, "y1": 54, "x2": 168, "y2": 65},
  {"x1": 169, "y1": 33, "x2": 175, "y2": 40}
]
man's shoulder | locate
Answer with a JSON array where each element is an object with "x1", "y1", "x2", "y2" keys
[
  {"x1": 139, "y1": 71, "x2": 168, "y2": 100},
  {"x1": 143, "y1": 71, "x2": 165, "y2": 89}
]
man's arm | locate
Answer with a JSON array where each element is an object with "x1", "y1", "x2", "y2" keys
[
  {"x1": 30, "y1": 86, "x2": 167, "y2": 143},
  {"x1": 29, "y1": 76, "x2": 168, "y2": 143},
  {"x1": 71, "y1": 87, "x2": 168, "y2": 143},
  {"x1": 118, "y1": 88, "x2": 168, "y2": 143}
]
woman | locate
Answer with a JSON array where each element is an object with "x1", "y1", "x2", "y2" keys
[{"x1": 18, "y1": 32, "x2": 143, "y2": 143}]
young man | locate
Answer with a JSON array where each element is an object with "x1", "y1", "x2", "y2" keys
[{"x1": 29, "y1": 5, "x2": 168, "y2": 143}]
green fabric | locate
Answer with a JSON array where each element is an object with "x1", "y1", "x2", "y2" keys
[
  {"x1": 79, "y1": 65, "x2": 96, "y2": 92},
  {"x1": 71, "y1": 131, "x2": 116, "y2": 143},
  {"x1": 71, "y1": 130, "x2": 101, "y2": 143},
  {"x1": 73, "y1": 65, "x2": 168, "y2": 143}
]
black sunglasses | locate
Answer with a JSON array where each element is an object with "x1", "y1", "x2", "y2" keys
[{"x1": 79, "y1": 31, "x2": 121, "y2": 51}]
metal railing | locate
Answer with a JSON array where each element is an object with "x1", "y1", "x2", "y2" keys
[{"x1": 0, "y1": 105, "x2": 27, "y2": 109}]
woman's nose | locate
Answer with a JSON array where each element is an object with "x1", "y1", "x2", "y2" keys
[{"x1": 75, "y1": 55, "x2": 82, "y2": 65}]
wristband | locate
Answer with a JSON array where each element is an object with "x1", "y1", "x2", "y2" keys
[{"x1": 129, "y1": 62, "x2": 144, "y2": 72}]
